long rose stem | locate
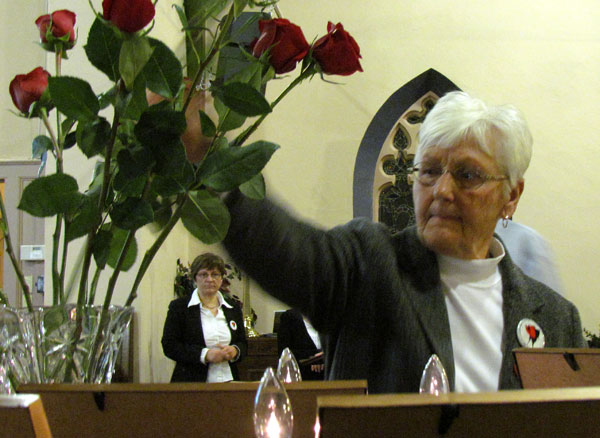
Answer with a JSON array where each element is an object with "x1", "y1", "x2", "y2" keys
[
  {"x1": 232, "y1": 65, "x2": 315, "y2": 147},
  {"x1": 0, "y1": 194, "x2": 33, "y2": 311},
  {"x1": 125, "y1": 193, "x2": 186, "y2": 306}
]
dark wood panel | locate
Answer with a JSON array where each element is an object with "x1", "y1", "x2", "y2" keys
[{"x1": 238, "y1": 335, "x2": 279, "y2": 381}]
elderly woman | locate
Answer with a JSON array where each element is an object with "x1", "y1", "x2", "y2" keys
[
  {"x1": 162, "y1": 253, "x2": 247, "y2": 382},
  {"x1": 223, "y1": 91, "x2": 585, "y2": 393}
]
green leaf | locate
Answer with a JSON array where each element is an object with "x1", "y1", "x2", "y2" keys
[
  {"x1": 110, "y1": 197, "x2": 154, "y2": 231},
  {"x1": 213, "y1": 62, "x2": 263, "y2": 131},
  {"x1": 85, "y1": 18, "x2": 122, "y2": 81},
  {"x1": 107, "y1": 226, "x2": 138, "y2": 271},
  {"x1": 134, "y1": 110, "x2": 193, "y2": 183},
  {"x1": 61, "y1": 118, "x2": 77, "y2": 136},
  {"x1": 43, "y1": 306, "x2": 67, "y2": 336},
  {"x1": 135, "y1": 109, "x2": 187, "y2": 148},
  {"x1": 233, "y1": 0, "x2": 249, "y2": 17},
  {"x1": 181, "y1": 190, "x2": 230, "y2": 244},
  {"x1": 0, "y1": 290, "x2": 9, "y2": 306},
  {"x1": 64, "y1": 132, "x2": 77, "y2": 150},
  {"x1": 197, "y1": 140, "x2": 279, "y2": 191},
  {"x1": 214, "y1": 104, "x2": 246, "y2": 132},
  {"x1": 212, "y1": 81, "x2": 271, "y2": 116},
  {"x1": 65, "y1": 195, "x2": 99, "y2": 242},
  {"x1": 18, "y1": 174, "x2": 81, "y2": 217},
  {"x1": 121, "y1": 75, "x2": 149, "y2": 120},
  {"x1": 49, "y1": 77, "x2": 99, "y2": 122},
  {"x1": 239, "y1": 172, "x2": 265, "y2": 199},
  {"x1": 32, "y1": 135, "x2": 53, "y2": 159},
  {"x1": 199, "y1": 110, "x2": 217, "y2": 137},
  {"x1": 213, "y1": 13, "x2": 264, "y2": 86},
  {"x1": 98, "y1": 85, "x2": 118, "y2": 110},
  {"x1": 114, "y1": 148, "x2": 154, "y2": 193},
  {"x1": 85, "y1": 161, "x2": 106, "y2": 200},
  {"x1": 213, "y1": 135, "x2": 230, "y2": 151},
  {"x1": 119, "y1": 35, "x2": 154, "y2": 90},
  {"x1": 92, "y1": 228, "x2": 113, "y2": 269},
  {"x1": 76, "y1": 118, "x2": 111, "y2": 158},
  {"x1": 154, "y1": 141, "x2": 195, "y2": 185},
  {"x1": 151, "y1": 176, "x2": 187, "y2": 197},
  {"x1": 173, "y1": 4, "x2": 188, "y2": 29},
  {"x1": 118, "y1": 175, "x2": 147, "y2": 197},
  {"x1": 151, "y1": 197, "x2": 173, "y2": 229},
  {"x1": 142, "y1": 38, "x2": 183, "y2": 99},
  {"x1": 185, "y1": 0, "x2": 229, "y2": 28}
]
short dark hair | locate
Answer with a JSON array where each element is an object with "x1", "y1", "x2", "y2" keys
[{"x1": 190, "y1": 252, "x2": 226, "y2": 279}]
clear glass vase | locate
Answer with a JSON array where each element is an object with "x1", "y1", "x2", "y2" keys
[{"x1": 0, "y1": 304, "x2": 132, "y2": 386}]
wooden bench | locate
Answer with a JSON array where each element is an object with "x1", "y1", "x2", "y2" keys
[
  {"x1": 317, "y1": 387, "x2": 600, "y2": 438},
  {"x1": 19, "y1": 380, "x2": 367, "y2": 438},
  {"x1": 0, "y1": 394, "x2": 52, "y2": 438}
]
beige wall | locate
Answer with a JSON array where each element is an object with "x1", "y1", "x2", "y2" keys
[
  {"x1": 0, "y1": 1, "x2": 46, "y2": 159},
  {"x1": 2, "y1": 1, "x2": 599, "y2": 382}
]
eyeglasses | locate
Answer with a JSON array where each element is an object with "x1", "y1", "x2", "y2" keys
[
  {"x1": 197, "y1": 272, "x2": 223, "y2": 280},
  {"x1": 409, "y1": 163, "x2": 508, "y2": 190}
]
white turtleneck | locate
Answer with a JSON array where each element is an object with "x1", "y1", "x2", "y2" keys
[{"x1": 437, "y1": 238, "x2": 505, "y2": 393}]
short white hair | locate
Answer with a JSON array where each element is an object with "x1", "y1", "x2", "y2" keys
[{"x1": 415, "y1": 91, "x2": 533, "y2": 188}]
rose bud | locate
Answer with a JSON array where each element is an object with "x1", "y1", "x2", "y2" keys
[
  {"x1": 313, "y1": 22, "x2": 363, "y2": 76},
  {"x1": 9, "y1": 67, "x2": 50, "y2": 114},
  {"x1": 35, "y1": 9, "x2": 76, "y2": 46},
  {"x1": 252, "y1": 18, "x2": 310, "y2": 74},
  {"x1": 102, "y1": 0, "x2": 155, "y2": 33}
]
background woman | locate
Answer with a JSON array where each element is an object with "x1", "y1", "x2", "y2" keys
[{"x1": 162, "y1": 253, "x2": 247, "y2": 382}]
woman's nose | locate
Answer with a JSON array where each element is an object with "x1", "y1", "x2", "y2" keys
[{"x1": 432, "y1": 171, "x2": 456, "y2": 200}]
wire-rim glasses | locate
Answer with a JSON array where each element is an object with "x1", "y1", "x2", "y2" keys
[{"x1": 409, "y1": 163, "x2": 508, "y2": 190}]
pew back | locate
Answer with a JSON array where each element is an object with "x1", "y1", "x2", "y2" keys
[
  {"x1": 19, "y1": 380, "x2": 367, "y2": 438},
  {"x1": 317, "y1": 387, "x2": 600, "y2": 438},
  {"x1": 0, "y1": 394, "x2": 52, "y2": 438}
]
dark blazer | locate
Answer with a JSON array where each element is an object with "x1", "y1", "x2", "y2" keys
[
  {"x1": 223, "y1": 191, "x2": 586, "y2": 394},
  {"x1": 161, "y1": 294, "x2": 247, "y2": 382},
  {"x1": 277, "y1": 309, "x2": 323, "y2": 380}
]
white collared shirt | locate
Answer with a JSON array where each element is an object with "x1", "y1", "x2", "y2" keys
[
  {"x1": 438, "y1": 238, "x2": 505, "y2": 393},
  {"x1": 188, "y1": 290, "x2": 235, "y2": 383},
  {"x1": 302, "y1": 316, "x2": 321, "y2": 349}
]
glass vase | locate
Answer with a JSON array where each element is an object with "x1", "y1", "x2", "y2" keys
[{"x1": 0, "y1": 304, "x2": 132, "y2": 386}]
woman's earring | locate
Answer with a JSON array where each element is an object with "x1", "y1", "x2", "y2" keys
[{"x1": 502, "y1": 216, "x2": 510, "y2": 228}]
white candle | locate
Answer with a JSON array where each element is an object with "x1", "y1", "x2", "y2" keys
[{"x1": 266, "y1": 411, "x2": 281, "y2": 438}]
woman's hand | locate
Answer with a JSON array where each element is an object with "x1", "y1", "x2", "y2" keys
[
  {"x1": 206, "y1": 345, "x2": 238, "y2": 363},
  {"x1": 310, "y1": 364, "x2": 325, "y2": 373},
  {"x1": 220, "y1": 345, "x2": 238, "y2": 361},
  {"x1": 309, "y1": 351, "x2": 324, "y2": 373}
]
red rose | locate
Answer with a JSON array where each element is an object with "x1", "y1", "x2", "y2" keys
[
  {"x1": 102, "y1": 0, "x2": 155, "y2": 33},
  {"x1": 9, "y1": 67, "x2": 50, "y2": 114},
  {"x1": 35, "y1": 9, "x2": 76, "y2": 44},
  {"x1": 313, "y1": 22, "x2": 363, "y2": 76},
  {"x1": 252, "y1": 19, "x2": 310, "y2": 74}
]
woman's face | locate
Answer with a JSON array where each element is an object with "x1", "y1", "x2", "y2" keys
[
  {"x1": 195, "y1": 268, "x2": 223, "y2": 297},
  {"x1": 412, "y1": 138, "x2": 522, "y2": 259}
]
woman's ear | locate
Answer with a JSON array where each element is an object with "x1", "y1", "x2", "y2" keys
[{"x1": 502, "y1": 179, "x2": 524, "y2": 218}]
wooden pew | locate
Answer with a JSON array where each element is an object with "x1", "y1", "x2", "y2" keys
[
  {"x1": 513, "y1": 347, "x2": 600, "y2": 388},
  {"x1": 19, "y1": 380, "x2": 366, "y2": 438},
  {"x1": 317, "y1": 387, "x2": 600, "y2": 438},
  {"x1": 0, "y1": 394, "x2": 52, "y2": 438}
]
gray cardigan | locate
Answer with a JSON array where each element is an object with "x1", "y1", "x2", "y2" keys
[{"x1": 223, "y1": 191, "x2": 586, "y2": 393}]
